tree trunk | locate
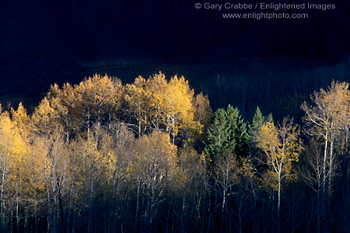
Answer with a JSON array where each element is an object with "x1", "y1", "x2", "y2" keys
[
  {"x1": 323, "y1": 132, "x2": 328, "y2": 188},
  {"x1": 317, "y1": 190, "x2": 320, "y2": 233},
  {"x1": 67, "y1": 170, "x2": 76, "y2": 233},
  {"x1": 329, "y1": 136, "x2": 334, "y2": 203},
  {"x1": 88, "y1": 161, "x2": 95, "y2": 233},
  {"x1": 134, "y1": 178, "x2": 141, "y2": 232},
  {"x1": 16, "y1": 185, "x2": 20, "y2": 233},
  {"x1": 1, "y1": 171, "x2": 6, "y2": 231},
  {"x1": 180, "y1": 194, "x2": 186, "y2": 233},
  {"x1": 44, "y1": 155, "x2": 51, "y2": 233},
  {"x1": 221, "y1": 185, "x2": 226, "y2": 233},
  {"x1": 322, "y1": 132, "x2": 329, "y2": 232},
  {"x1": 277, "y1": 171, "x2": 281, "y2": 233}
]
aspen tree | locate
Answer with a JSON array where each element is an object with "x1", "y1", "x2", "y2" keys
[
  {"x1": 301, "y1": 80, "x2": 350, "y2": 224},
  {"x1": 257, "y1": 117, "x2": 302, "y2": 230}
]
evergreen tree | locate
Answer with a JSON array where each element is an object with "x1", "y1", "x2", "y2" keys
[
  {"x1": 226, "y1": 105, "x2": 250, "y2": 158},
  {"x1": 249, "y1": 106, "x2": 265, "y2": 149},
  {"x1": 204, "y1": 105, "x2": 249, "y2": 165},
  {"x1": 204, "y1": 108, "x2": 235, "y2": 164}
]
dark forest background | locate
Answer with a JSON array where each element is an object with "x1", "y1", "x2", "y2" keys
[{"x1": 2, "y1": 0, "x2": 350, "y2": 119}]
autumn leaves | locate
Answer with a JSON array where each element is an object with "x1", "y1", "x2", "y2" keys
[
  {"x1": 0, "y1": 72, "x2": 349, "y2": 232},
  {"x1": 124, "y1": 73, "x2": 208, "y2": 144},
  {"x1": 30, "y1": 73, "x2": 210, "y2": 145},
  {"x1": 0, "y1": 72, "x2": 212, "y2": 232}
]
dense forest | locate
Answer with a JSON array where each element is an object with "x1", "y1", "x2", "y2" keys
[
  {"x1": 0, "y1": 73, "x2": 348, "y2": 233},
  {"x1": 3, "y1": 0, "x2": 350, "y2": 232}
]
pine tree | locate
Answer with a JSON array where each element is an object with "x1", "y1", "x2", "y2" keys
[
  {"x1": 249, "y1": 107, "x2": 264, "y2": 140},
  {"x1": 226, "y1": 105, "x2": 249, "y2": 158},
  {"x1": 204, "y1": 105, "x2": 249, "y2": 165},
  {"x1": 248, "y1": 106, "x2": 266, "y2": 157},
  {"x1": 204, "y1": 108, "x2": 235, "y2": 164}
]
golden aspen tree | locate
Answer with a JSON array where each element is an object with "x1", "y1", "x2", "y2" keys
[
  {"x1": 193, "y1": 92, "x2": 213, "y2": 128},
  {"x1": 6, "y1": 103, "x2": 46, "y2": 233},
  {"x1": 124, "y1": 76, "x2": 151, "y2": 137},
  {"x1": 11, "y1": 102, "x2": 30, "y2": 138},
  {"x1": 51, "y1": 83, "x2": 78, "y2": 141},
  {"x1": 40, "y1": 127, "x2": 71, "y2": 233},
  {"x1": 176, "y1": 145, "x2": 207, "y2": 232},
  {"x1": 67, "y1": 123, "x2": 116, "y2": 233},
  {"x1": 102, "y1": 123, "x2": 135, "y2": 231},
  {"x1": 32, "y1": 97, "x2": 60, "y2": 136},
  {"x1": 27, "y1": 134, "x2": 49, "y2": 233},
  {"x1": 66, "y1": 138, "x2": 88, "y2": 232},
  {"x1": 73, "y1": 74, "x2": 124, "y2": 128},
  {"x1": 301, "y1": 80, "x2": 350, "y2": 218},
  {"x1": 147, "y1": 72, "x2": 202, "y2": 144},
  {"x1": 131, "y1": 131, "x2": 177, "y2": 232},
  {"x1": 165, "y1": 75, "x2": 200, "y2": 144},
  {"x1": 300, "y1": 139, "x2": 325, "y2": 233},
  {"x1": 213, "y1": 152, "x2": 240, "y2": 233},
  {"x1": 125, "y1": 73, "x2": 210, "y2": 145},
  {"x1": 0, "y1": 111, "x2": 28, "y2": 231},
  {"x1": 257, "y1": 117, "x2": 302, "y2": 226},
  {"x1": 11, "y1": 137, "x2": 45, "y2": 233},
  {"x1": 146, "y1": 72, "x2": 169, "y2": 131},
  {"x1": 33, "y1": 74, "x2": 124, "y2": 141}
]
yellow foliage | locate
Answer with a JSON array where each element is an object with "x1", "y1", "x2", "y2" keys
[
  {"x1": 193, "y1": 92, "x2": 213, "y2": 127},
  {"x1": 32, "y1": 97, "x2": 59, "y2": 135},
  {"x1": 124, "y1": 76, "x2": 151, "y2": 136},
  {"x1": 130, "y1": 131, "x2": 178, "y2": 182},
  {"x1": 240, "y1": 157, "x2": 255, "y2": 179},
  {"x1": 24, "y1": 135, "x2": 50, "y2": 197},
  {"x1": 257, "y1": 118, "x2": 302, "y2": 191},
  {"x1": 0, "y1": 111, "x2": 28, "y2": 164},
  {"x1": 125, "y1": 72, "x2": 203, "y2": 142},
  {"x1": 257, "y1": 122, "x2": 280, "y2": 158},
  {"x1": 11, "y1": 102, "x2": 30, "y2": 138},
  {"x1": 0, "y1": 111, "x2": 31, "y2": 197},
  {"x1": 32, "y1": 74, "x2": 124, "y2": 138},
  {"x1": 302, "y1": 80, "x2": 350, "y2": 138},
  {"x1": 172, "y1": 169, "x2": 187, "y2": 190}
]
